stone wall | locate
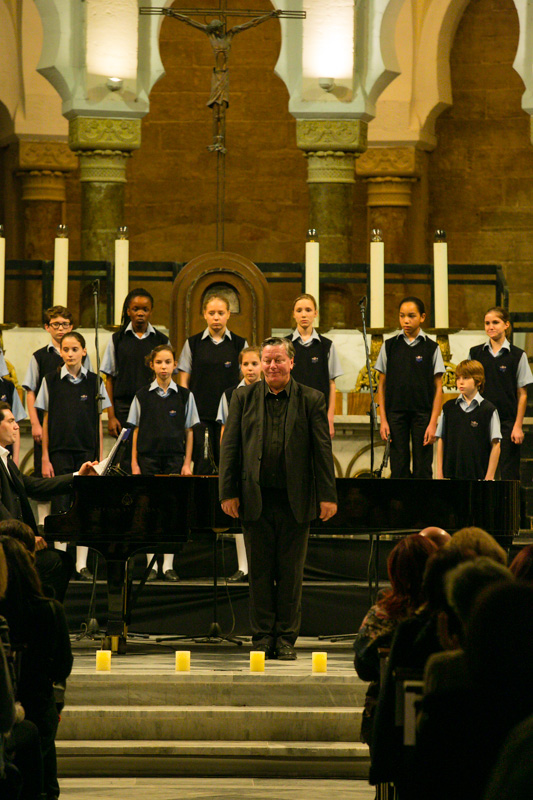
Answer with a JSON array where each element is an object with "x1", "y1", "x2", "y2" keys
[{"x1": 428, "y1": 0, "x2": 533, "y2": 326}]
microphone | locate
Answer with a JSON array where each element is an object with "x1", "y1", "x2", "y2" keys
[
  {"x1": 358, "y1": 295, "x2": 367, "y2": 307},
  {"x1": 383, "y1": 435, "x2": 391, "y2": 468},
  {"x1": 91, "y1": 279, "x2": 100, "y2": 295},
  {"x1": 203, "y1": 428, "x2": 209, "y2": 460}
]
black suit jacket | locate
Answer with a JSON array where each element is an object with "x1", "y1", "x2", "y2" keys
[
  {"x1": 0, "y1": 459, "x2": 74, "y2": 533},
  {"x1": 219, "y1": 378, "x2": 337, "y2": 523}
]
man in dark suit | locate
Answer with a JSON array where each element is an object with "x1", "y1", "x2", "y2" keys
[
  {"x1": 219, "y1": 337, "x2": 337, "y2": 660},
  {"x1": 0, "y1": 402, "x2": 96, "y2": 600}
]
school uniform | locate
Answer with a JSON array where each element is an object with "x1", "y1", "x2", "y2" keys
[
  {"x1": 0, "y1": 379, "x2": 26, "y2": 423},
  {"x1": 436, "y1": 392, "x2": 501, "y2": 480},
  {"x1": 376, "y1": 330, "x2": 445, "y2": 479},
  {"x1": 178, "y1": 329, "x2": 247, "y2": 472},
  {"x1": 216, "y1": 379, "x2": 246, "y2": 426},
  {"x1": 35, "y1": 365, "x2": 111, "y2": 512},
  {"x1": 469, "y1": 341, "x2": 533, "y2": 480},
  {"x1": 127, "y1": 380, "x2": 200, "y2": 474},
  {"x1": 285, "y1": 330, "x2": 343, "y2": 403},
  {"x1": 23, "y1": 344, "x2": 92, "y2": 476},
  {"x1": 101, "y1": 322, "x2": 169, "y2": 426}
]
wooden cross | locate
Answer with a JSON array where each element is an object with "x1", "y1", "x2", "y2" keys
[{"x1": 140, "y1": 3, "x2": 305, "y2": 250}]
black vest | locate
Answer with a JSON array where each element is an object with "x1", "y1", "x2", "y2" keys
[
  {"x1": 44, "y1": 370, "x2": 99, "y2": 456},
  {"x1": 34, "y1": 346, "x2": 63, "y2": 394},
  {"x1": 384, "y1": 335, "x2": 439, "y2": 412},
  {"x1": 442, "y1": 399, "x2": 495, "y2": 480},
  {"x1": 469, "y1": 343, "x2": 523, "y2": 422},
  {"x1": 112, "y1": 328, "x2": 168, "y2": 402},
  {"x1": 188, "y1": 332, "x2": 246, "y2": 420},
  {"x1": 0, "y1": 379, "x2": 15, "y2": 407},
  {"x1": 286, "y1": 335, "x2": 332, "y2": 403},
  {"x1": 135, "y1": 385, "x2": 190, "y2": 456}
]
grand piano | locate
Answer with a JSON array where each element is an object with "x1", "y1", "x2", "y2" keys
[{"x1": 45, "y1": 476, "x2": 520, "y2": 651}]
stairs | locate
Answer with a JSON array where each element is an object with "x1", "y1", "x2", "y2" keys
[{"x1": 56, "y1": 649, "x2": 370, "y2": 778}]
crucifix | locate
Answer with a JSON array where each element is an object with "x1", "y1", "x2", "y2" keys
[{"x1": 140, "y1": 3, "x2": 305, "y2": 250}]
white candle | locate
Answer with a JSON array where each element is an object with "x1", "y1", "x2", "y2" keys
[
  {"x1": 370, "y1": 237, "x2": 385, "y2": 328},
  {"x1": 95, "y1": 650, "x2": 112, "y2": 671},
  {"x1": 305, "y1": 233, "x2": 320, "y2": 321},
  {"x1": 250, "y1": 651, "x2": 265, "y2": 673},
  {"x1": 114, "y1": 232, "x2": 129, "y2": 325},
  {"x1": 0, "y1": 229, "x2": 5, "y2": 324},
  {"x1": 53, "y1": 227, "x2": 69, "y2": 307},
  {"x1": 175, "y1": 651, "x2": 191, "y2": 672},
  {"x1": 312, "y1": 652, "x2": 328, "y2": 673},
  {"x1": 433, "y1": 234, "x2": 449, "y2": 328}
]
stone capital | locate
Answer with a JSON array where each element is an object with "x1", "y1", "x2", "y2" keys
[
  {"x1": 69, "y1": 117, "x2": 141, "y2": 152},
  {"x1": 365, "y1": 176, "x2": 417, "y2": 207},
  {"x1": 78, "y1": 150, "x2": 131, "y2": 184},
  {"x1": 305, "y1": 151, "x2": 356, "y2": 185},
  {"x1": 356, "y1": 146, "x2": 423, "y2": 178},
  {"x1": 18, "y1": 170, "x2": 68, "y2": 203},
  {"x1": 296, "y1": 120, "x2": 368, "y2": 154},
  {"x1": 17, "y1": 140, "x2": 78, "y2": 173}
]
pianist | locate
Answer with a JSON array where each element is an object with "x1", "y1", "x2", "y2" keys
[{"x1": 0, "y1": 402, "x2": 97, "y2": 600}]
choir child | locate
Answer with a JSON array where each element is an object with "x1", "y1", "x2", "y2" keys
[
  {"x1": 436, "y1": 360, "x2": 501, "y2": 480},
  {"x1": 178, "y1": 292, "x2": 247, "y2": 473},
  {"x1": 468, "y1": 307, "x2": 533, "y2": 480},
  {"x1": 216, "y1": 346, "x2": 262, "y2": 582},
  {"x1": 376, "y1": 297, "x2": 444, "y2": 479},
  {"x1": 285, "y1": 293, "x2": 343, "y2": 437},
  {"x1": 128, "y1": 344, "x2": 200, "y2": 581},
  {"x1": 35, "y1": 332, "x2": 110, "y2": 579}
]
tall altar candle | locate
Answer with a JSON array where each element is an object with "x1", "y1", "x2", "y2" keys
[
  {"x1": 53, "y1": 225, "x2": 69, "y2": 307},
  {"x1": 114, "y1": 227, "x2": 129, "y2": 325},
  {"x1": 0, "y1": 226, "x2": 5, "y2": 324},
  {"x1": 305, "y1": 229, "x2": 320, "y2": 320},
  {"x1": 433, "y1": 230, "x2": 449, "y2": 328},
  {"x1": 370, "y1": 229, "x2": 384, "y2": 328}
]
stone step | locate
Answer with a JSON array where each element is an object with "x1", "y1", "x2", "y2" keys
[
  {"x1": 65, "y1": 674, "x2": 367, "y2": 708},
  {"x1": 58, "y1": 705, "x2": 362, "y2": 743},
  {"x1": 56, "y1": 740, "x2": 370, "y2": 779}
]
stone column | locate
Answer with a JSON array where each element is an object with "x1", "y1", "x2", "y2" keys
[
  {"x1": 356, "y1": 147, "x2": 425, "y2": 264},
  {"x1": 69, "y1": 118, "x2": 141, "y2": 261},
  {"x1": 69, "y1": 118, "x2": 141, "y2": 324},
  {"x1": 16, "y1": 140, "x2": 78, "y2": 324},
  {"x1": 296, "y1": 120, "x2": 368, "y2": 264}
]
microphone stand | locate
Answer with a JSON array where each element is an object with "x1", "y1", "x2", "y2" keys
[
  {"x1": 76, "y1": 280, "x2": 104, "y2": 641},
  {"x1": 359, "y1": 296, "x2": 379, "y2": 476}
]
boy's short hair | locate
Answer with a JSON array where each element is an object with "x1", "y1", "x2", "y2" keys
[
  {"x1": 44, "y1": 306, "x2": 73, "y2": 325},
  {"x1": 455, "y1": 359, "x2": 485, "y2": 393},
  {"x1": 238, "y1": 346, "x2": 261, "y2": 365}
]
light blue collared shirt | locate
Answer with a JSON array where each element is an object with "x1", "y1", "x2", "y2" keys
[
  {"x1": 0, "y1": 381, "x2": 26, "y2": 422},
  {"x1": 468, "y1": 340, "x2": 533, "y2": 389},
  {"x1": 375, "y1": 330, "x2": 445, "y2": 375},
  {"x1": 34, "y1": 365, "x2": 111, "y2": 411},
  {"x1": 289, "y1": 329, "x2": 343, "y2": 380},
  {"x1": 100, "y1": 323, "x2": 171, "y2": 377},
  {"x1": 177, "y1": 329, "x2": 249, "y2": 373},
  {"x1": 127, "y1": 379, "x2": 200, "y2": 429},
  {"x1": 436, "y1": 392, "x2": 501, "y2": 441},
  {"x1": 23, "y1": 343, "x2": 93, "y2": 392},
  {"x1": 216, "y1": 378, "x2": 246, "y2": 425}
]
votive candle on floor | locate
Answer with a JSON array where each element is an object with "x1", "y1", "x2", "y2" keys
[
  {"x1": 95, "y1": 650, "x2": 111, "y2": 671},
  {"x1": 175, "y1": 651, "x2": 191, "y2": 672},
  {"x1": 250, "y1": 651, "x2": 265, "y2": 672},
  {"x1": 312, "y1": 652, "x2": 328, "y2": 673}
]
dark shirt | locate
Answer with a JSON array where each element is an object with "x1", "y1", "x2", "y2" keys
[{"x1": 260, "y1": 381, "x2": 290, "y2": 489}]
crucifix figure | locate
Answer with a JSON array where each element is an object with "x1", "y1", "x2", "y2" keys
[{"x1": 140, "y1": 4, "x2": 305, "y2": 248}]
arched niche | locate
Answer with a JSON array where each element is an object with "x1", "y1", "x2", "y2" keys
[{"x1": 170, "y1": 251, "x2": 271, "y2": 353}]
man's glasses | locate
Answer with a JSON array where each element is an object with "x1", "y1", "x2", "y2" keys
[{"x1": 48, "y1": 322, "x2": 72, "y2": 330}]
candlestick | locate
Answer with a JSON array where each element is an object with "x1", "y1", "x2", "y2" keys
[
  {"x1": 53, "y1": 224, "x2": 69, "y2": 307},
  {"x1": 95, "y1": 650, "x2": 111, "y2": 671},
  {"x1": 175, "y1": 651, "x2": 191, "y2": 672},
  {"x1": 433, "y1": 230, "x2": 449, "y2": 328},
  {"x1": 0, "y1": 225, "x2": 4, "y2": 325},
  {"x1": 305, "y1": 229, "x2": 320, "y2": 322},
  {"x1": 370, "y1": 229, "x2": 384, "y2": 328},
  {"x1": 250, "y1": 651, "x2": 265, "y2": 672},
  {"x1": 114, "y1": 226, "x2": 129, "y2": 325},
  {"x1": 312, "y1": 652, "x2": 328, "y2": 673}
]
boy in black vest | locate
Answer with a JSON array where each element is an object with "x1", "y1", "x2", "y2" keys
[{"x1": 436, "y1": 360, "x2": 501, "y2": 480}]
